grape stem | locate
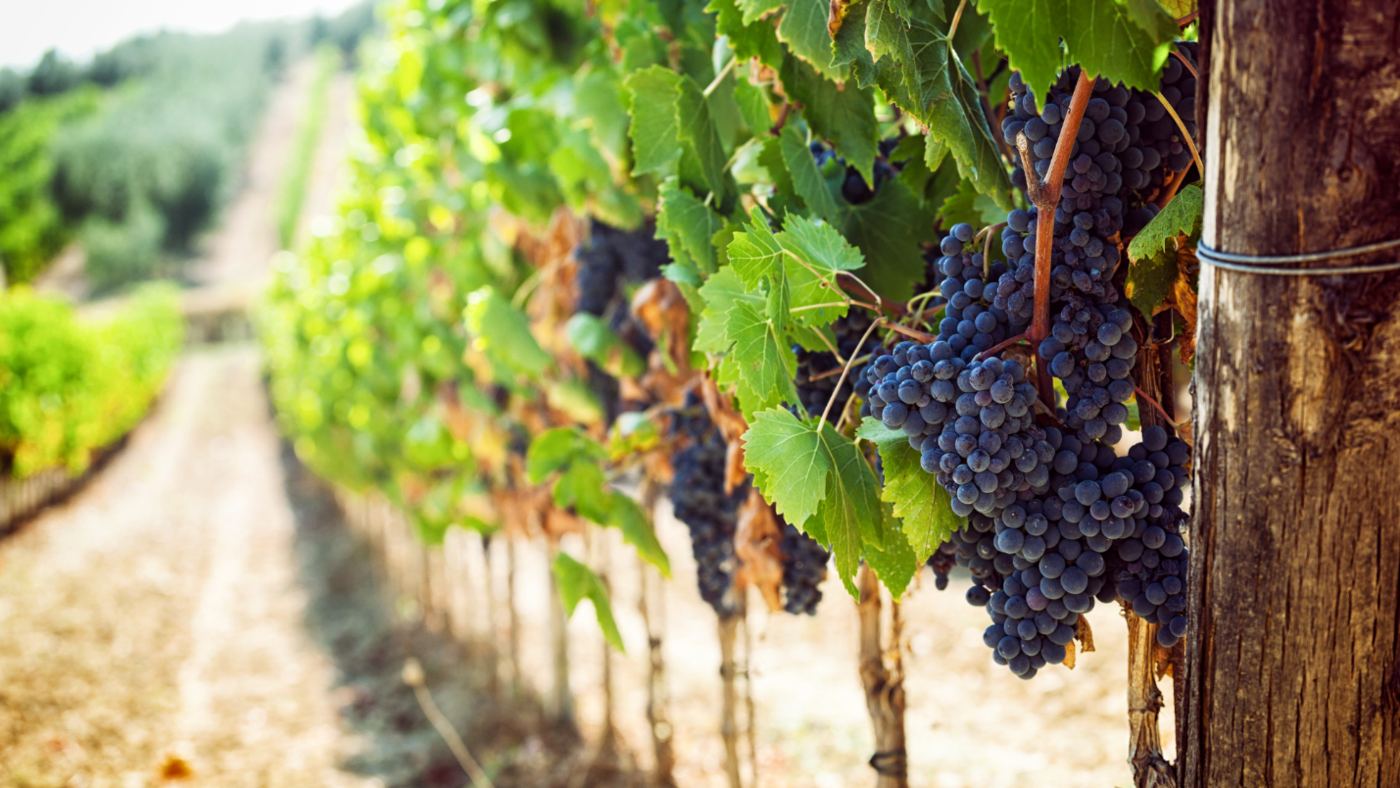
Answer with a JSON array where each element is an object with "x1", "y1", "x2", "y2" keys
[
  {"x1": 1152, "y1": 92, "x2": 1204, "y2": 183},
  {"x1": 977, "y1": 221, "x2": 1007, "y2": 278},
  {"x1": 1015, "y1": 69, "x2": 1096, "y2": 403},
  {"x1": 703, "y1": 56, "x2": 739, "y2": 97},
  {"x1": 884, "y1": 322, "x2": 937, "y2": 343},
  {"x1": 1134, "y1": 385, "x2": 1182, "y2": 429},
  {"x1": 819, "y1": 316, "x2": 887, "y2": 429},
  {"x1": 946, "y1": 0, "x2": 969, "y2": 41},
  {"x1": 1176, "y1": 10, "x2": 1199, "y2": 26},
  {"x1": 811, "y1": 353, "x2": 870, "y2": 381},
  {"x1": 973, "y1": 330, "x2": 1030, "y2": 361},
  {"x1": 837, "y1": 273, "x2": 908, "y2": 317},
  {"x1": 1170, "y1": 50, "x2": 1198, "y2": 80}
]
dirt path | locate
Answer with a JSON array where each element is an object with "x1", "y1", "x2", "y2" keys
[{"x1": 0, "y1": 348, "x2": 374, "y2": 786}]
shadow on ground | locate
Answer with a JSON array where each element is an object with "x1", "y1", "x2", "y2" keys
[{"x1": 278, "y1": 443, "x2": 644, "y2": 788}]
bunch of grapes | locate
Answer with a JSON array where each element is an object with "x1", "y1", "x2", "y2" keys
[
  {"x1": 779, "y1": 522, "x2": 830, "y2": 615},
  {"x1": 668, "y1": 401, "x2": 746, "y2": 616},
  {"x1": 810, "y1": 138, "x2": 904, "y2": 205},
  {"x1": 793, "y1": 310, "x2": 877, "y2": 418},
  {"x1": 574, "y1": 219, "x2": 671, "y2": 316}
]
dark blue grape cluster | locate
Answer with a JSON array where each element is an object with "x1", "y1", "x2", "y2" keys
[
  {"x1": 946, "y1": 422, "x2": 1191, "y2": 676},
  {"x1": 668, "y1": 400, "x2": 746, "y2": 617},
  {"x1": 809, "y1": 138, "x2": 902, "y2": 205},
  {"x1": 779, "y1": 521, "x2": 830, "y2": 615}
]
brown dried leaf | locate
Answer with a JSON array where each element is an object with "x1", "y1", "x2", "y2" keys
[
  {"x1": 699, "y1": 376, "x2": 749, "y2": 444},
  {"x1": 724, "y1": 440, "x2": 749, "y2": 495},
  {"x1": 632, "y1": 278, "x2": 692, "y2": 373},
  {"x1": 1155, "y1": 636, "x2": 1176, "y2": 679},
  {"x1": 828, "y1": 0, "x2": 855, "y2": 38},
  {"x1": 1064, "y1": 640, "x2": 1077, "y2": 670},
  {"x1": 1076, "y1": 616, "x2": 1096, "y2": 653},
  {"x1": 545, "y1": 508, "x2": 586, "y2": 539},
  {"x1": 735, "y1": 490, "x2": 786, "y2": 612},
  {"x1": 1173, "y1": 244, "x2": 1199, "y2": 364}
]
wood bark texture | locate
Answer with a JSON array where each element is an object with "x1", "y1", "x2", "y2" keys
[
  {"x1": 1185, "y1": 0, "x2": 1400, "y2": 785},
  {"x1": 718, "y1": 614, "x2": 744, "y2": 788},
  {"x1": 857, "y1": 565, "x2": 908, "y2": 788}
]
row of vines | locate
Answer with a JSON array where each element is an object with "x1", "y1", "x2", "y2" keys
[{"x1": 260, "y1": 0, "x2": 1203, "y2": 783}]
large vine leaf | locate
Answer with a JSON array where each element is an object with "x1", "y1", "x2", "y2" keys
[
  {"x1": 726, "y1": 301, "x2": 801, "y2": 411},
  {"x1": 743, "y1": 409, "x2": 888, "y2": 597},
  {"x1": 657, "y1": 180, "x2": 724, "y2": 274},
  {"x1": 779, "y1": 124, "x2": 841, "y2": 222},
  {"x1": 980, "y1": 0, "x2": 1174, "y2": 98},
  {"x1": 624, "y1": 67, "x2": 683, "y2": 177},
  {"x1": 838, "y1": 177, "x2": 936, "y2": 302},
  {"x1": 855, "y1": 420, "x2": 962, "y2": 561},
  {"x1": 780, "y1": 53, "x2": 878, "y2": 184},
  {"x1": 554, "y1": 553, "x2": 624, "y2": 651},
  {"x1": 777, "y1": 0, "x2": 848, "y2": 82},
  {"x1": 864, "y1": 515, "x2": 919, "y2": 598}
]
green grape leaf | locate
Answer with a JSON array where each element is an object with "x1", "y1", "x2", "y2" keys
[
  {"x1": 734, "y1": 76, "x2": 775, "y2": 134},
  {"x1": 1064, "y1": 1, "x2": 1173, "y2": 92},
  {"x1": 938, "y1": 178, "x2": 1008, "y2": 229},
  {"x1": 778, "y1": 214, "x2": 865, "y2": 326},
  {"x1": 1125, "y1": 246, "x2": 1180, "y2": 319},
  {"x1": 464, "y1": 288, "x2": 552, "y2": 379},
  {"x1": 547, "y1": 378, "x2": 606, "y2": 425},
  {"x1": 728, "y1": 208, "x2": 786, "y2": 289},
  {"x1": 658, "y1": 180, "x2": 724, "y2": 274},
  {"x1": 695, "y1": 266, "x2": 762, "y2": 352},
  {"x1": 1123, "y1": 0, "x2": 1180, "y2": 43},
  {"x1": 566, "y1": 313, "x2": 645, "y2": 376},
  {"x1": 710, "y1": 0, "x2": 785, "y2": 66},
  {"x1": 830, "y1": 0, "x2": 878, "y2": 87},
  {"x1": 780, "y1": 124, "x2": 841, "y2": 222},
  {"x1": 981, "y1": 0, "x2": 1173, "y2": 98},
  {"x1": 625, "y1": 67, "x2": 683, "y2": 177},
  {"x1": 554, "y1": 459, "x2": 612, "y2": 522},
  {"x1": 865, "y1": 0, "x2": 913, "y2": 66},
  {"x1": 527, "y1": 427, "x2": 607, "y2": 483},
  {"x1": 607, "y1": 492, "x2": 672, "y2": 576},
  {"x1": 727, "y1": 300, "x2": 800, "y2": 411},
  {"x1": 863, "y1": 516, "x2": 919, "y2": 598},
  {"x1": 1128, "y1": 183, "x2": 1203, "y2": 262},
  {"x1": 780, "y1": 53, "x2": 878, "y2": 184},
  {"x1": 739, "y1": 0, "x2": 786, "y2": 24},
  {"x1": 839, "y1": 177, "x2": 936, "y2": 302},
  {"x1": 778, "y1": 0, "x2": 848, "y2": 82},
  {"x1": 856, "y1": 419, "x2": 962, "y2": 561},
  {"x1": 743, "y1": 408, "x2": 832, "y2": 526},
  {"x1": 742, "y1": 409, "x2": 886, "y2": 597},
  {"x1": 676, "y1": 73, "x2": 734, "y2": 205},
  {"x1": 977, "y1": 0, "x2": 1068, "y2": 100},
  {"x1": 554, "y1": 552, "x2": 624, "y2": 651}
]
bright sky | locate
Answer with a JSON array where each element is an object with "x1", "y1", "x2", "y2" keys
[{"x1": 0, "y1": 0, "x2": 368, "y2": 69}]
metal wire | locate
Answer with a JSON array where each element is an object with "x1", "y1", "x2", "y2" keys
[{"x1": 1197, "y1": 238, "x2": 1400, "y2": 276}]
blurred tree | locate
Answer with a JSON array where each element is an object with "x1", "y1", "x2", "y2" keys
[{"x1": 28, "y1": 50, "x2": 79, "y2": 96}]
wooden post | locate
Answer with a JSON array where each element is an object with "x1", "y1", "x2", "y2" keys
[
  {"x1": 857, "y1": 565, "x2": 907, "y2": 788},
  {"x1": 718, "y1": 613, "x2": 743, "y2": 788},
  {"x1": 1183, "y1": 0, "x2": 1400, "y2": 784}
]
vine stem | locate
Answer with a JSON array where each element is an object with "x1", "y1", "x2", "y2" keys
[
  {"x1": 978, "y1": 221, "x2": 1006, "y2": 278},
  {"x1": 1134, "y1": 385, "x2": 1182, "y2": 429},
  {"x1": 1152, "y1": 92, "x2": 1204, "y2": 182},
  {"x1": 819, "y1": 316, "x2": 886, "y2": 429},
  {"x1": 403, "y1": 659, "x2": 497, "y2": 788},
  {"x1": 703, "y1": 56, "x2": 738, "y2": 97},
  {"x1": 884, "y1": 322, "x2": 937, "y2": 343},
  {"x1": 946, "y1": 0, "x2": 968, "y2": 41}
]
